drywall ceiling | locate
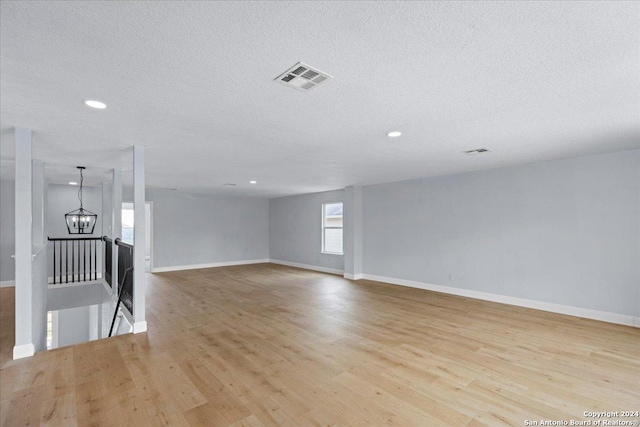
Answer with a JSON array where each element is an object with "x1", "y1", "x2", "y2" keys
[{"x1": 1, "y1": 1, "x2": 638, "y2": 197}]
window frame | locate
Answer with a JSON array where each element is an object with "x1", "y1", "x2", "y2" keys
[{"x1": 321, "y1": 202, "x2": 344, "y2": 255}]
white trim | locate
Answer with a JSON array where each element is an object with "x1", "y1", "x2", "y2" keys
[
  {"x1": 51, "y1": 310, "x2": 59, "y2": 349},
  {"x1": 322, "y1": 201, "x2": 344, "y2": 255},
  {"x1": 343, "y1": 273, "x2": 364, "y2": 280},
  {"x1": 48, "y1": 273, "x2": 103, "y2": 284},
  {"x1": 361, "y1": 274, "x2": 640, "y2": 328},
  {"x1": 269, "y1": 259, "x2": 343, "y2": 276},
  {"x1": 118, "y1": 303, "x2": 135, "y2": 327},
  {"x1": 151, "y1": 259, "x2": 269, "y2": 273},
  {"x1": 0, "y1": 280, "x2": 15, "y2": 288},
  {"x1": 148, "y1": 201, "x2": 154, "y2": 272},
  {"x1": 13, "y1": 343, "x2": 35, "y2": 359},
  {"x1": 132, "y1": 321, "x2": 147, "y2": 334},
  {"x1": 48, "y1": 279, "x2": 107, "y2": 290}
]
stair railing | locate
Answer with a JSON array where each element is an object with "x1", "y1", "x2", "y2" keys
[
  {"x1": 108, "y1": 238, "x2": 134, "y2": 337},
  {"x1": 48, "y1": 237, "x2": 103, "y2": 284}
]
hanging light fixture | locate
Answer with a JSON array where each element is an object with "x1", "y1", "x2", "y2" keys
[{"x1": 65, "y1": 166, "x2": 97, "y2": 234}]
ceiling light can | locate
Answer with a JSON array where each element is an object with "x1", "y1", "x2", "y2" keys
[{"x1": 84, "y1": 100, "x2": 107, "y2": 109}]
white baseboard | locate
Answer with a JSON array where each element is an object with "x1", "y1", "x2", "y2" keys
[
  {"x1": 152, "y1": 259, "x2": 269, "y2": 273},
  {"x1": 344, "y1": 273, "x2": 364, "y2": 280},
  {"x1": 362, "y1": 274, "x2": 640, "y2": 328},
  {"x1": 13, "y1": 343, "x2": 35, "y2": 359},
  {"x1": 48, "y1": 273, "x2": 103, "y2": 284},
  {"x1": 0, "y1": 280, "x2": 15, "y2": 288},
  {"x1": 132, "y1": 321, "x2": 147, "y2": 334},
  {"x1": 48, "y1": 279, "x2": 107, "y2": 290},
  {"x1": 269, "y1": 259, "x2": 344, "y2": 276}
]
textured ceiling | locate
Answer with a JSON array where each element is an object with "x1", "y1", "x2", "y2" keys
[{"x1": 1, "y1": 1, "x2": 638, "y2": 197}]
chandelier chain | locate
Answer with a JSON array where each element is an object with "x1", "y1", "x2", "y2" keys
[{"x1": 78, "y1": 167, "x2": 84, "y2": 209}]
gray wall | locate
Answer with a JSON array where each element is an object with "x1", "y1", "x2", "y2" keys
[
  {"x1": 363, "y1": 149, "x2": 640, "y2": 317},
  {"x1": 0, "y1": 179, "x2": 15, "y2": 282},
  {"x1": 57, "y1": 306, "x2": 91, "y2": 348},
  {"x1": 48, "y1": 184, "x2": 103, "y2": 239},
  {"x1": 269, "y1": 189, "x2": 345, "y2": 272},
  {"x1": 146, "y1": 191, "x2": 269, "y2": 269}
]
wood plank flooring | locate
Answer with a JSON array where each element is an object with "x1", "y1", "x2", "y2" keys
[{"x1": 1, "y1": 263, "x2": 638, "y2": 426}]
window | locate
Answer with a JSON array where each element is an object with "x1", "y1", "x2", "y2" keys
[
  {"x1": 121, "y1": 205, "x2": 134, "y2": 245},
  {"x1": 46, "y1": 311, "x2": 58, "y2": 350},
  {"x1": 322, "y1": 202, "x2": 343, "y2": 254}
]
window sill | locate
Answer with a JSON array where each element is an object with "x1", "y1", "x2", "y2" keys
[{"x1": 321, "y1": 252, "x2": 344, "y2": 256}]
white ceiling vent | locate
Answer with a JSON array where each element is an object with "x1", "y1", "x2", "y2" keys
[
  {"x1": 275, "y1": 62, "x2": 332, "y2": 92},
  {"x1": 464, "y1": 148, "x2": 491, "y2": 155},
  {"x1": 147, "y1": 186, "x2": 178, "y2": 192}
]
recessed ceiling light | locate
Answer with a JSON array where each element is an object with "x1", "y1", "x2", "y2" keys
[
  {"x1": 250, "y1": 181, "x2": 257, "y2": 184},
  {"x1": 387, "y1": 131, "x2": 402, "y2": 137},
  {"x1": 84, "y1": 100, "x2": 107, "y2": 109},
  {"x1": 69, "y1": 181, "x2": 78, "y2": 185}
]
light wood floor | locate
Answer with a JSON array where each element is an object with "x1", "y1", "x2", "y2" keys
[{"x1": 1, "y1": 264, "x2": 638, "y2": 426}]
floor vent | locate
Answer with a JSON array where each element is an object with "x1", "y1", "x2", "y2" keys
[
  {"x1": 464, "y1": 148, "x2": 491, "y2": 155},
  {"x1": 223, "y1": 183, "x2": 237, "y2": 186},
  {"x1": 275, "y1": 62, "x2": 332, "y2": 92}
]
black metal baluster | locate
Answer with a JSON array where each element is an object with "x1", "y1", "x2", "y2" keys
[
  {"x1": 58, "y1": 241, "x2": 61, "y2": 284},
  {"x1": 53, "y1": 241, "x2": 56, "y2": 284},
  {"x1": 65, "y1": 240, "x2": 69, "y2": 283},
  {"x1": 83, "y1": 240, "x2": 86, "y2": 282},
  {"x1": 72, "y1": 240, "x2": 75, "y2": 282},
  {"x1": 93, "y1": 240, "x2": 97, "y2": 280}
]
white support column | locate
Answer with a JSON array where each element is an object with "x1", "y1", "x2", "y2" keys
[
  {"x1": 32, "y1": 160, "x2": 45, "y2": 246},
  {"x1": 102, "y1": 182, "x2": 112, "y2": 238},
  {"x1": 13, "y1": 128, "x2": 34, "y2": 359},
  {"x1": 132, "y1": 146, "x2": 147, "y2": 333},
  {"x1": 111, "y1": 169, "x2": 122, "y2": 295},
  {"x1": 31, "y1": 159, "x2": 47, "y2": 352},
  {"x1": 101, "y1": 181, "x2": 111, "y2": 287},
  {"x1": 343, "y1": 185, "x2": 363, "y2": 280}
]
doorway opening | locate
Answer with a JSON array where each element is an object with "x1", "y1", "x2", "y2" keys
[{"x1": 121, "y1": 202, "x2": 152, "y2": 272}]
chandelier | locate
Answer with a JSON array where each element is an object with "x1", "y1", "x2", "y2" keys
[{"x1": 65, "y1": 166, "x2": 97, "y2": 234}]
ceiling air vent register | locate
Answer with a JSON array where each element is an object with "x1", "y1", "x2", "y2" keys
[
  {"x1": 275, "y1": 62, "x2": 332, "y2": 91},
  {"x1": 464, "y1": 148, "x2": 491, "y2": 155}
]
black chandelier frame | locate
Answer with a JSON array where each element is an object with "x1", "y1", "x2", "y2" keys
[{"x1": 65, "y1": 166, "x2": 98, "y2": 234}]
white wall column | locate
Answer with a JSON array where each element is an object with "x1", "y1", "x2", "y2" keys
[
  {"x1": 102, "y1": 182, "x2": 112, "y2": 238},
  {"x1": 32, "y1": 160, "x2": 45, "y2": 246},
  {"x1": 31, "y1": 159, "x2": 47, "y2": 352},
  {"x1": 111, "y1": 169, "x2": 122, "y2": 295},
  {"x1": 101, "y1": 181, "x2": 111, "y2": 289},
  {"x1": 13, "y1": 127, "x2": 34, "y2": 359},
  {"x1": 343, "y1": 185, "x2": 363, "y2": 280},
  {"x1": 132, "y1": 146, "x2": 147, "y2": 333}
]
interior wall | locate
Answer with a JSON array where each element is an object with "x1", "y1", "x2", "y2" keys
[
  {"x1": 144, "y1": 191, "x2": 269, "y2": 269},
  {"x1": 0, "y1": 179, "x2": 15, "y2": 283},
  {"x1": 56, "y1": 306, "x2": 91, "y2": 348},
  {"x1": 362, "y1": 149, "x2": 640, "y2": 317},
  {"x1": 269, "y1": 189, "x2": 345, "y2": 272},
  {"x1": 47, "y1": 183, "x2": 103, "y2": 239}
]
